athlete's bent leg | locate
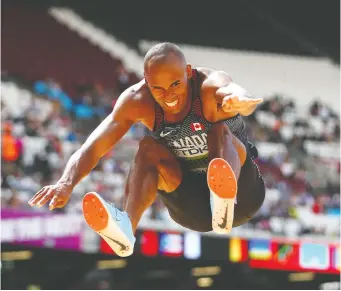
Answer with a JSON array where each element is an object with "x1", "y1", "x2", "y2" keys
[
  {"x1": 82, "y1": 136, "x2": 182, "y2": 257},
  {"x1": 207, "y1": 122, "x2": 247, "y2": 234},
  {"x1": 123, "y1": 136, "x2": 182, "y2": 232},
  {"x1": 207, "y1": 122, "x2": 246, "y2": 178}
]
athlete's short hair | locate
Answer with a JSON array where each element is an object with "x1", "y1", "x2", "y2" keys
[{"x1": 144, "y1": 42, "x2": 186, "y2": 70}]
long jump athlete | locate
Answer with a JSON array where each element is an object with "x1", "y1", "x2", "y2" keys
[{"x1": 29, "y1": 42, "x2": 265, "y2": 257}]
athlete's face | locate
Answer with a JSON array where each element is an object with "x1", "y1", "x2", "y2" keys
[{"x1": 145, "y1": 57, "x2": 192, "y2": 114}]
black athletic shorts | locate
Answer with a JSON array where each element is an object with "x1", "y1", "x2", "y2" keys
[{"x1": 157, "y1": 142, "x2": 265, "y2": 232}]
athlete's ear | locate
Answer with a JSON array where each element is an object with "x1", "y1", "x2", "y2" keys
[{"x1": 186, "y1": 64, "x2": 192, "y2": 79}]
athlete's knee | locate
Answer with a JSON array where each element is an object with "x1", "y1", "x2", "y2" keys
[
  {"x1": 209, "y1": 122, "x2": 229, "y2": 137},
  {"x1": 209, "y1": 122, "x2": 247, "y2": 165},
  {"x1": 136, "y1": 136, "x2": 160, "y2": 164},
  {"x1": 157, "y1": 161, "x2": 182, "y2": 192},
  {"x1": 210, "y1": 122, "x2": 226, "y2": 132},
  {"x1": 208, "y1": 122, "x2": 235, "y2": 148},
  {"x1": 138, "y1": 136, "x2": 157, "y2": 151},
  {"x1": 136, "y1": 136, "x2": 182, "y2": 192}
]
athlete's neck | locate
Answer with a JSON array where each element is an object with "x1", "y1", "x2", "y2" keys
[{"x1": 164, "y1": 81, "x2": 192, "y2": 124}]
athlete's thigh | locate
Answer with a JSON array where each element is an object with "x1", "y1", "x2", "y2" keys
[
  {"x1": 158, "y1": 170, "x2": 213, "y2": 232},
  {"x1": 137, "y1": 136, "x2": 182, "y2": 192},
  {"x1": 154, "y1": 139, "x2": 183, "y2": 193}
]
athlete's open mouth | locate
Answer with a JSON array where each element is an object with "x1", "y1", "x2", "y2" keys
[{"x1": 165, "y1": 100, "x2": 178, "y2": 107}]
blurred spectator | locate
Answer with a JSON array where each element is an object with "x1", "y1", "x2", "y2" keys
[
  {"x1": 2, "y1": 121, "x2": 23, "y2": 173},
  {"x1": 116, "y1": 64, "x2": 130, "y2": 93}
]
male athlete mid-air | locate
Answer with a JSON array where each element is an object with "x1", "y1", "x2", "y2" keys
[{"x1": 29, "y1": 42, "x2": 265, "y2": 257}]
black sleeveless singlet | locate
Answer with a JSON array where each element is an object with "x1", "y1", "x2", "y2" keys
[{"x1": 151, "y1": 69, "x2": 248, "y2": 173}]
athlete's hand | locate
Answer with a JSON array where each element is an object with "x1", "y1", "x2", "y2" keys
[
  {"x1": 221, "y1": 94, "x2": 263, "y2": 113},
  {"x1": 217, "y1": 83, "x2": 263, "y2": 114},
  {"x1": 28, "y1": 182, "x2": 73, "y2": 210}
]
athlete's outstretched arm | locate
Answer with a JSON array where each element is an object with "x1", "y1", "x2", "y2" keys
[
  {"x1": 28, "y1": 89, "x2": 144, "y2": 210},
  {"x1": 57, "y1": 108, "x2": 133, "y2": 188},
  {"x1": 202, "y1": 70, "x2": 263, "y2": 120}
]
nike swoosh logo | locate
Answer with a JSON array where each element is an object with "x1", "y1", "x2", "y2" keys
[
  {"x1": 217, "y1": 206, "x2": 229, "y2": 229},
  {"x1": 101, "y1": 233, "x2": 128, "y2": 251},
  {"x1": 160, "y1": 130, "x2": 176, "y2": 137}
]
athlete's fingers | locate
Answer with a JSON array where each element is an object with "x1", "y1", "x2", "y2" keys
[
  {"x1": 244, "y1": 97, "x2": 263, "y2": 104},
  {"x1": 50, "y1": 200, "x2": 66, "y2": 210},
  {"x1": 223, "y1": 98, "x2": 240, "y2": 111},
  {"x1": 222, "y1": 97, "x2": 234, "y2": 108},
  {"x1": 227, "y1": 98, "x2": 263, "y2": 111},
  {"x1": 222, "y1": 103, "x2": 239, "y2": 113},
  {"x1": 29, "y1": 187, "x2": 48, "y2": 206},
  {"x1": 49, "y1": 195, "x2": 63, "y2": 210},
  {"x1": 229, "y1": 96, "x2": 263, "y2": 105},
  {"x1": 36, "y1": 189, "x2": 55, "y2": 207},
  {"x1": 29, "y1": 187, "x2": 46, "y2": 204}
]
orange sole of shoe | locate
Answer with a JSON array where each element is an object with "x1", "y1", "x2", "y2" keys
[
  {"x1": 82, "y1": 192, "x2": 109, "y2": 232},
  {"x1": 207, "y1": 158, "x2": 237, "y2": 199}
]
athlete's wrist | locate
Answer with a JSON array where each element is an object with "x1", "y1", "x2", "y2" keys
[{"x1": 56, "y1": 178, "x2": 76, "y2": 189}]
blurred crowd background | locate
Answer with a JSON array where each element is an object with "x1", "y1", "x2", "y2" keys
[
  {"x1": 1, "y1": 0, "x2": 340, "y2": 289},
  {"x1": 2, "y1": 66, "x2": 339, "y2": 238}
]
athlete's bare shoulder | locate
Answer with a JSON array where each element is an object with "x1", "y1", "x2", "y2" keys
[
  {"x1": 114, "y1": 79, "x2": 155, "y2": 130},
  {"x1": 196, "y1": 67, "x2": 232, "y2": 89},
  {"x1": 196, "y1": 67, "x2": 214, "y2": 82},
  {"x1": 196, "y1": 67, "x2": 233, "y2": 122}
]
